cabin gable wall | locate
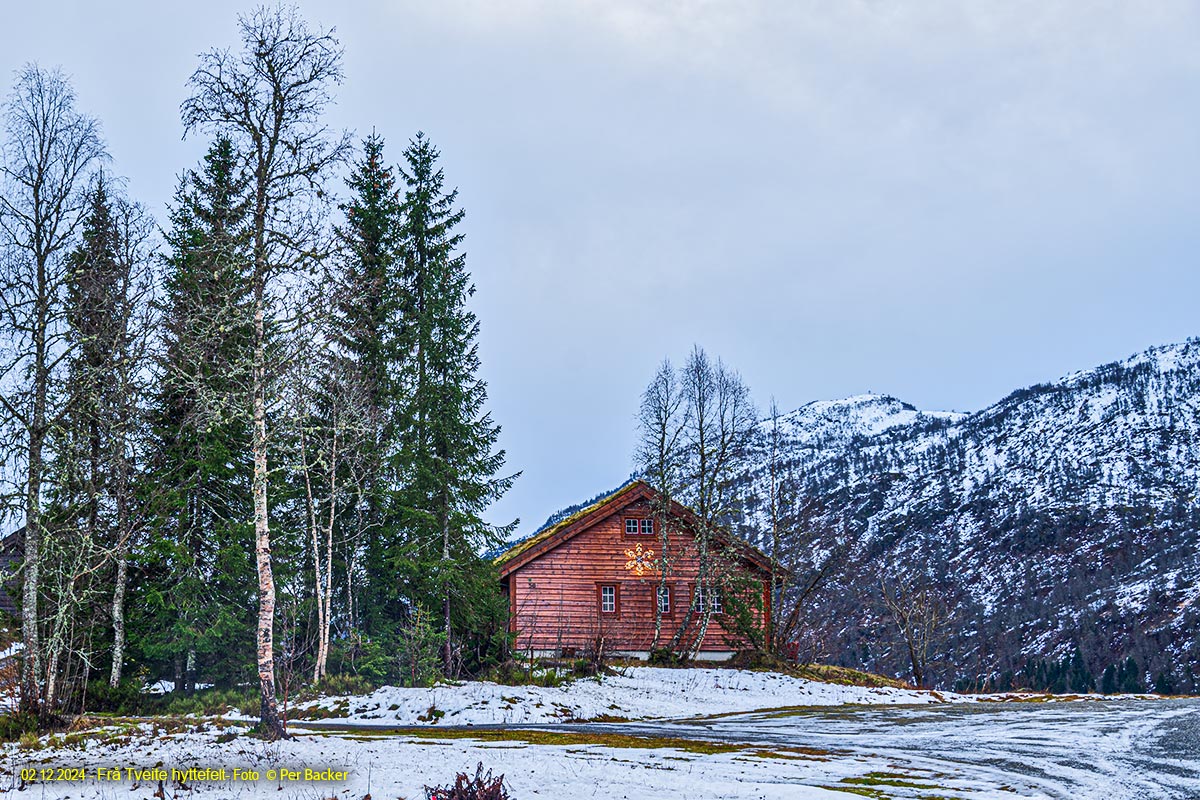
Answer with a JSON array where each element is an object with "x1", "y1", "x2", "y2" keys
[{"x1": 506, "y1": 498, "x2": 766, "y2": 657}]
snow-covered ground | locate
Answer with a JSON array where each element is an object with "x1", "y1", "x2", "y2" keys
[
  {"x1": 4, "y1": 694, "x2": 1197, "y2": 799},
  {"x1": 289, "y1": 666, "x2": 958, "y2": 726}
]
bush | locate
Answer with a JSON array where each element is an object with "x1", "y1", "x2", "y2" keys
[
  {"x1": 485, "y1": 660, "x2": 570, "y2": 688},
  {"x1": 315, "y1": 673, "x2": 379, "y2": 698},
  {"x1": 84, "y1": 679, "x2": 144, "y2": 713},
  {"x1": 397, "y1": 607, "x2": 445, "y2": 688},
  {"x1": 0, "y1": 712, "x2": 38, "y2": 742},
  {"x1": 647, "y1": 648, "x2": 681, "y2": 667},
  {"x1": 425, "y1": 762, "x2": 509, "y2": 800},
  {"x1": 327, "y1": 632, "x2": 395, "y2": 684},
  {"x1": 728, "y1": 649, "x2": 789, "y2": 671}
]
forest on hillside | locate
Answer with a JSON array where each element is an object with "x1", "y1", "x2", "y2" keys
[{"x1": 0, "y1": 6, "x2": 517, "y2": 738}]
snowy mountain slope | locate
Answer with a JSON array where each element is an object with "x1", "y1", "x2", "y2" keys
[{"x1": 734, "y1": 339, "x2": 1200, "y2": 692}]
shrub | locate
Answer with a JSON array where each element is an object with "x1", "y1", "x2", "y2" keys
[
  {"x1": 85, "y1": 679, "x2": 144, "y2": 713},
  {"x1": 0, "y1": 712, "x2": 38, "y2": 742},
  {"x1": 425, "y1": 763, "x2": 509, "y2": 800},
  {"x1": 397, "y1": 607, "x2": 445, "y2": 688},
  {"x1": 647, "y1": 648, "x2": 681, "y2": 667},
  {"x1": 315, "y1": 673, "x2": 379, "y2": 698}
]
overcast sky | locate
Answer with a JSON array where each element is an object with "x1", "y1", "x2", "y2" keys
[{"x1": 3, "y1": 1, "x2": 1198, "y2": 531}]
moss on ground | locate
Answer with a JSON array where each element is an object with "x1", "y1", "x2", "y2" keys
[
  {"x1": 308, "y1": 725, "x2": 836, "y2": 760},
  {"x1": 842, "y1": 770, "x2": 938, "y2": 789}
]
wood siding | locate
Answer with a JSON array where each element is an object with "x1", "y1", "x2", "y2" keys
[{"x1": 507, "y1": 497, "x2": 769, "y2": 655}]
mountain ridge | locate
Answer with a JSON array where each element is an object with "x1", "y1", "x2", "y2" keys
[{"x1": 735, "y1": 338, "x2": 1200, "y2": 692}]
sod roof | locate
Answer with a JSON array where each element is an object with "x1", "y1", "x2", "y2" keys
[{"x1": 491, "y1": 479, "x2": 643, "y2": 568}]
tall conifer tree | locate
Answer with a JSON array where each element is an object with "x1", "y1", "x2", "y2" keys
[
  {"x1": 394, "y1": 133, "x2": 516, "y2": 675},
  {"x1": 137, "y1": 137, "x2": 256, "y2": 691},
  {"x1": 48, "y1": 174, "x2": 153, "y2": 699},
  {"x1": 333, "y1": 134, "x2": 405, "y2": 637}
]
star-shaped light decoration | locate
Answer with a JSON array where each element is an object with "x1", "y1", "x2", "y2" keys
[{"x1": 623, "y1": 543, "x2": 657, "y2": 577}]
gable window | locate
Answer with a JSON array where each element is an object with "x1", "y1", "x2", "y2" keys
[
  {"x1": 625, "y1": 517, "x2": 654, "y2": 536},
  {"x1": 657, "y1": 585, "x2": 671, "y2": 615},
  {"x1": 599, "y1": 584, "x2": 619, "y2": 614},
  {"x1": 694, "y1": 585, "x2": 723, "y2": 614}
]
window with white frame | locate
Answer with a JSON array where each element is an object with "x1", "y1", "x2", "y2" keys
[
  {"x1": 600, "y1": 585, "x2": 617, "y2": 613},
  {"x1": 625, "y1": 517, "x2": 654, "y2": 535},
  {"x1": 694, "y1": 585, "x2": 722, "y2": 614},
  {"x1": 657, "y1": 585, "x2": 671, "y2": 615}
]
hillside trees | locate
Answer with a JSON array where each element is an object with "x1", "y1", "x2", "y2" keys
[
  {"x1": 0, "y1": 64, "x2": 107, "y2": 717},
  {"x1": 181, "y1": 5, "x2": 350, "y2": 739}
]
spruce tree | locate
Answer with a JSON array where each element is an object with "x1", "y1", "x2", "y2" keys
[
  {"x1": 43, "y1": 178, "x2": 124, "y2": 708},
  {"x1": 333, "y1": 134, "x2": 406, "y2": 638},
  {"x1": 47, "y1": 175, "x2": 153, "y2": 701},
  {"x1": 135, "y1": 137, "x2": 256, "y2": 691},
  {"x1": 394, "y1": 132, "x2": 516, "y2": 676}
]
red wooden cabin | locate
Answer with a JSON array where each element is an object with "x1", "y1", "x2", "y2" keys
[{"x1": 494, "y1": 480, "x2": 775, "y2": 660}]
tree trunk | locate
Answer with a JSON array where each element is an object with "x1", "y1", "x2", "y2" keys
[
  {"x1": 319, "y1": 479, "x2": 334, "y2": 682},
  {"x1": 441, "y1": 501, "x2": 453, "y2": 677},
  {"x1": 20, "y1": 427, "x2": 42, "y2": 716},
  {"x1": 185, "y1": 649, "x2": 196, "y2": 694},
  {"x1": 109, "y1": 547, "x2": 127, "y2": 686},
  {"x1": 301, "y1": 427, "x2": 325, "y2": 685},
  {"x1": 252, "y1": 289, "x2": 284, "y2": 740}
]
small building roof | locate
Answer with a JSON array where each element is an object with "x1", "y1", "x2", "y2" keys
[{"x1": 492, "y1": 480, "x2": 775, "y2": 578}]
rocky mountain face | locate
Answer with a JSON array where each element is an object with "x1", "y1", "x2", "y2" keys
[{"x1": 734, "y1": 340, "x2": 1200, "y2": 693}]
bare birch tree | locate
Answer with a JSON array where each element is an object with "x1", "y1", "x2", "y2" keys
[
  {"x1": 636, "y1": 347, "x2": 755, "y2": 661},
  {"x1": 0, "y1": 64, "x2": 105, "y2": 717},
  {"x1": 181, "y1": 5, "x2": 350, "y2": 739},
  {"x1": 880, "y1": 570, "x2": 948, "y2": 688},
  {"x1": 634, "y1": 359, "x2": 688, "y2": 651},
  {"x1": 677, "y1": 349, "x2": 756, "y2": 659},
  {"x1": 104, "y1": 190, "x2": 156, "y2": 687}
]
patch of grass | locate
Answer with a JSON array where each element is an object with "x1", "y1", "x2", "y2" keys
[
  {"x1": 843, "y1": 771, "x2": 937, "y2": 789},
  {"x1": 309, "y1": 724, "x2": 837, "y2": 760},
  {"x1": 819, "y1": 786, "x2": 889, "y2": 799},
  {"x1": 739, "y1": 749, "x2": 829, "y2": 762},
  {"x1": 791, "y1": 664, "x2": 913, "y2": 690},
  {"x1": 290, "y1": 699, "x2": 351, "y2": 721}
]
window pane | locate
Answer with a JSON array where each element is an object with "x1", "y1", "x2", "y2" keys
[
  {"x1": 601, "y1": 586, "x2": 615, "y2": 612},
  {"x1": 625, "y1": 519, "x2": 638, "y2": 534},
  {"x1": 641, "y1": 518, "x2": 654, "y2": 535},
  {"x1": 657, "y1": 586, "x2": 670, "y2": 614}
]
